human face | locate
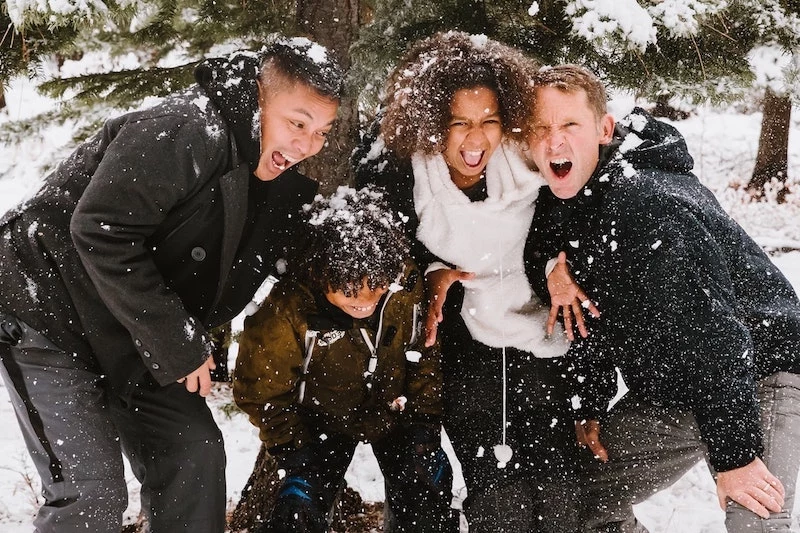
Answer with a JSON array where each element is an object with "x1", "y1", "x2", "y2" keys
[
  {"x1": 528, "y1": 86, "x2": 615, "y2": 199},
  {"x1": 255, "y1": 80, "x2": 339, "y2": 181},
  {"x1": 325, "y1": 280, "x2": 389, "y2": 319},
  {"x1": 443, "y1": 86, "x2": 503, "y2": 190}
]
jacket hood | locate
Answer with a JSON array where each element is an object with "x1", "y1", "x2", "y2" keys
[
  {"x1": 194, "y1": 50, "x2": 262, "y2": 171},
  {"x1": 613, "y1": 107, "x2": 694, "y2": 174}
]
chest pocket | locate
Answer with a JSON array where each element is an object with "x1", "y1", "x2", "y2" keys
[
  {"x1": 147, "y1": 179, "x2": 225, "y2": 319},
  {"x1": 297, "y1": 330, "x2": 369, "y2": 406}
]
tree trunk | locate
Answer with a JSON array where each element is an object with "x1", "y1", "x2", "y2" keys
[
  {"x1": 748, "y1": 88, "x2": 791, "y2": 203},
  {"x1": 0, "y1": 84, "x2": 5, "y2": 110},
  {"x1": 228, "y1": 443, "x2": 281, "y2": 532},
  {"x1": 295, "y1": 0, "x2": 363, "y2": 194}
]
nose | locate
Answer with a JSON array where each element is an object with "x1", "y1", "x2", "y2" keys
[
  {"x1": 546, "y1": 130, "x2": 565, "y2": 152},
  {"x1": 292, "y1": 131, "x2": 315, "y2": 158},
  {"x1": 463, "y1": 126, "x2": 489, "y2": 147}
]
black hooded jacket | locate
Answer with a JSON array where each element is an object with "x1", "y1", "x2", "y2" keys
[
  {"x1": 525, "y1": 108, "x2": 800, "y2": 472},
  {"x1": 0, "y1": 50, "x2": 317, "y2": 388}
]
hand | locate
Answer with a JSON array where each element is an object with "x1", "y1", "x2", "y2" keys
[
  {"x1": 547, "y1": 252, "x2": 600, "y2": 340},
  {"x1": 575, "y1": 419, "x2": 608, "y2": 462},
  {"x1": 716, "y1": 457, "x2": 785, "y2": 519},
  {"x1": 177, "y1": 356, "x2": 216, "y2": 396},
  {"x1": 424, "y1": 267, "x2": 475, "y2": 347}
]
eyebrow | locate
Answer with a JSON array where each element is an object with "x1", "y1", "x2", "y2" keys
[
  {"x1": 289, "y1": 107, "x2": 336, "y2": 127},
  {"x1": 450, "y1": 109, "x2": 501, "y2": 120}
]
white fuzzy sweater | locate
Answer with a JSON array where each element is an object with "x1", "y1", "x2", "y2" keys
[{"x1": 412, "y1": 143, "x2": 569, "y2": 357}]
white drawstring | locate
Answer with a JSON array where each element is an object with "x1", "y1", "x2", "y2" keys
[{"x1": 494, "y1": 253, "x2": 513, "y2": 468}]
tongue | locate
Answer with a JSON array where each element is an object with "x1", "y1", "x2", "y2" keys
[
  {"x1": 551, "y1": 161, "x2": 572, "y2": 177},
  {"x1": 272, "y1": 151, "x2": 287, "y2": 169},
  {"x1": 462, "y1": 151, "x2": 482, "y2": 167}
]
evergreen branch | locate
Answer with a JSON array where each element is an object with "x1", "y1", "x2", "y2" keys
[{"x1": 37, "y1": 63, "x2": 199, "y2": 106}]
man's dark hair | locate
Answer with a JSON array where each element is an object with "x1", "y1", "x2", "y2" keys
[
  {"x1": 259, "y1": 37, "x2": 344, "y2": 100},
  {"x1": 292, "y1": 185, "x2": 409, "y2": 298}
]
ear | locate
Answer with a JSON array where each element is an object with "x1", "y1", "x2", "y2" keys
[{"x1": 599, "y1": 113, "x2": 615, "y2": 145}]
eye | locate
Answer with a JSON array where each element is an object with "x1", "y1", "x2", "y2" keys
[
  {"x1": 484, "y1": 118, "x2": 500, "y2": 125},
  {"x1": 449, "y1": 121, "x2": 467, "y2": 127},
  {"x1": 290, "y1": 120, "x2": 304, "y2": 130},
  {"x1": 316, "y1": 130, "x2": 330, "y2": 138}
]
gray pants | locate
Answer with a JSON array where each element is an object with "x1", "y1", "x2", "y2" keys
[
  {"x1": 581, "y1": 372, "x2": 800, "y2": 533},
  {"x1": 0, "y1": 320, "x2": 226, "y2": 532}
]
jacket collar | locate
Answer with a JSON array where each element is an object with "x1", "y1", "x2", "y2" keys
[{"x1": 195, "y1": 50, "x2": 262, "y2": 172}]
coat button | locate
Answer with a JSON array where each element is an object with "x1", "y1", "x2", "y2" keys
[
  {"x1": 134, "y1": 339, "x2": 142, "y2": 347},
  {"x1": 143, "y1": 350, "x2": 151, "y2": 358},
  {"x1": 151, "y1": 363, "x2": 160, "y2": 370},
  {"x1": 191, "y1": 247, "x2": 207, "y2": 261}
]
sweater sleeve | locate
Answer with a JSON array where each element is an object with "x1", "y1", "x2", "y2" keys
[
  {"x1": 233, "y1": 286, "x2": 312, "y2": 450},
  {"x1": 597, "y1": 185, "x2": 762, "y2": 472}
]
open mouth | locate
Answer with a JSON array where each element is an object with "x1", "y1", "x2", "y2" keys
[
  {"x1": 272, "y1": 151, "x2": 297, "y2": 171},
  {"x1": 461, "y1": 150, "x2": 484, "y2": 168},
  {"x1": 550, "y1": 158, "x2": 572, "y2": 177}
]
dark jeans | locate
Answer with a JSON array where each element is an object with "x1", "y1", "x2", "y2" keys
[
  {"x1": 440, "y1": 311, "x2": 580, "y2": 533},
  {"x1": 0, "y1": 315, "x2": 226, "y2": 533},
  {"x1": 265, "y1": 427, "x2": 457, "y2": 533}
]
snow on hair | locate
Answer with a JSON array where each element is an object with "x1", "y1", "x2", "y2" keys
[
  {"x1": 259, "y1": 37, "x2": 344, "y2": 100},
  {"x1": 294, "y1": 185, "x2": 409, "y2": 297}
]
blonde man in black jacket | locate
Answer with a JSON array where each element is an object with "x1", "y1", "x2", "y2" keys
[
  {"x1": 525, "y1": 64, "x2": 800, "y2": 532},
  {"x1": 0, "y1": 38, "x2": 341, "y2": 532}
]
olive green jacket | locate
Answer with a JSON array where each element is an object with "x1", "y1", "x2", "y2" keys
[{"x1": 233, "y1": 263, "x2": 442, "y2": 450}]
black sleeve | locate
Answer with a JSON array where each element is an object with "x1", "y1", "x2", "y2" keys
[{"x1": 582, "y1": 185, "x2": 762, "y2": 472}]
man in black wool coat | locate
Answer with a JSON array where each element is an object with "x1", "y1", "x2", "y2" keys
[
  {"x1": 0, "y1": 37, "x2": 342, "y2": 532},
  {"x1": 524, "y1": 64, "x2": 800, "y2": 532}
]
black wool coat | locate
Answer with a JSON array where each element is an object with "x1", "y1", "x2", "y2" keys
[
  {"x1": 525, "y1": 108, "x2": 800, "y2": 472},
  {"x1": 0, "y1": 50, "x2": 317, "y2": 389}
]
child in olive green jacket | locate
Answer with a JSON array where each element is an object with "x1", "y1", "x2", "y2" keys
[{"x1": 234, "y1": 185, "x2": 456, "y2": 533}]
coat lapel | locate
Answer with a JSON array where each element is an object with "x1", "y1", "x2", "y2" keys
[{"x1": 215, "y1": 163, "x2": 250, "y2": 306}]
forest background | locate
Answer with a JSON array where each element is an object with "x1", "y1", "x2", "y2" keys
[{"x1": 1, "y1": 0, "x2": 800, "y2": 531}]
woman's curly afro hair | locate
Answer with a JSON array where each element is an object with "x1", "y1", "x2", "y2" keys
[
  {"x1": 380, "y1": 31, "x2": 539, "y2": 159},
  {"x1": 293, "y1": 185, "x2": 410, "y2": 297}
]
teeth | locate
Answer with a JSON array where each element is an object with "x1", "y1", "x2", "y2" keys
[
  {"x1": 274, "y1": 151, "x2": 296, "y2": 171},
  {"x1": 552, "y1": 158, "x2": 569, "y2": 164}
]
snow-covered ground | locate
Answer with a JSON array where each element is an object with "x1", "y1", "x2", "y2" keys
[{"x1": 1, "y1": 69, "x2": 800, "y2": 532}]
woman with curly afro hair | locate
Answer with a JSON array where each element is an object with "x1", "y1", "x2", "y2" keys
[{"x1": 354, "y1": 31, "x2": 582, "y2": 532}]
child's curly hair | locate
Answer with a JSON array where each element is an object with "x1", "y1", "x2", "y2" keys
[
  {"x1": 380, "y1": 31, "x2": 539, "y2": 159},
  {"x1": 293, "y1": 185, "x2": 410, "y2": 297}
]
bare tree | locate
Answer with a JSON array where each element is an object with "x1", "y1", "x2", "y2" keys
[
  {"x1": 296, "y1": 0, "x2": 365, "y2": 194},
  {"x1": 748, "y1": 88, "x2": 792, "y2": 203}
]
